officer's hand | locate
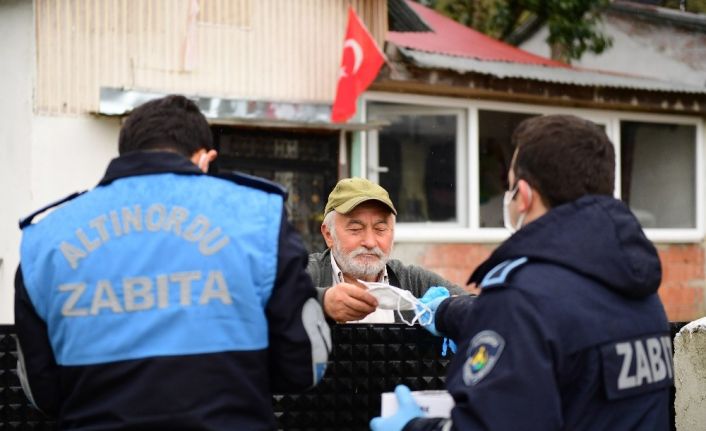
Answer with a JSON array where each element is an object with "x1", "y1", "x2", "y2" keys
[
  {"x1": 370, "y1": 385, "x2": 423, "y2": 431},
  {"x1": 418, "y1": 286, "x2": 450, "y2": 337},
  {"x1": 323, "y1": 282, "x2": 378, "y2": 322}
]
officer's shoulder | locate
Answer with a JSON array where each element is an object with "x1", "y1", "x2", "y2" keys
[
  {"x1": 480, "y1": 257, "x2": 529, "y2": 290},
  {"x1": 214, "y1": 171, "x2": 288, "y2": 198},
  {"x1": 19, "y1": 191, "x2": 85, "y2": 229}
]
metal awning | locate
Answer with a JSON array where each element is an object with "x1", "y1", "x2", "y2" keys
[
  {"x1": 397, "y1": 47, "x2": 706, "y2": 94},
  {"x1": 97, "y1": 87, "x2": 386, "y2": 131}
]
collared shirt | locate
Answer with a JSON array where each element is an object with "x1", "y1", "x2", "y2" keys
[{"x1": 330, "y1": 252, "x2": 395, "y2": 323}]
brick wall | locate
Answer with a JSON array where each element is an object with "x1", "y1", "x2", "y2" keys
[
  {"x1": 657, "y1": 244, "x2": 706, "y2": 322},
  {"x1": 399, "y1": 243, "x2": 706, "y2": 322},
  {"x1": 419, "y1": 244, "x2": 492, "y2": 295}
]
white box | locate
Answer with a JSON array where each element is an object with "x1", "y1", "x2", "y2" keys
[{"x1": 380, "y1": 390, "x2": 454, "y2": 418}]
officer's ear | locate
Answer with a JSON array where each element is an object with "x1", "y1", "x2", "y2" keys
[
  {"x1": 190, "y1": 149, "x2": 218, "y2": 173},
  {"x1": 517, "y1": 179, "x2": 549, "y2": 219},
  {"x1": 516, "y1": 179, "x2": 534, "y2": 213}
]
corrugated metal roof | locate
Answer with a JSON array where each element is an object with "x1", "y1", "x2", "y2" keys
[
  {"x1": 388, "y1": 0, "x2": 432, "y2": 32},
  {"x1": 387, "y1": 0, "x2": 567, "y2": 67},
  {"x1": 398, "y1": 47, "x2": 706, "y2": 94}
]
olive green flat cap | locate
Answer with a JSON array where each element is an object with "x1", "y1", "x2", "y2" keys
[{"x1": 324, "y1": 177, "x2": 397, "y2": 216}]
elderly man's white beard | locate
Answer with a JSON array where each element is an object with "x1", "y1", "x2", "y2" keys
[{"x1": 332, "y1": 243, "x2": 390, "y2": 281}]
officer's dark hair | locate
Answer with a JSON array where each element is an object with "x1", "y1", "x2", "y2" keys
[
  {"x1": 511, "y1": 114, "x2": 615, "y2": 208},
  {"x1": 118, "y1": 95, "x2": 213, "y2": 157}
]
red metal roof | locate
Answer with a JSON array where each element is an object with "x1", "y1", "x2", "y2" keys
[{"x1": 387, "y1": 1, "x2": 569, "y2": 68}]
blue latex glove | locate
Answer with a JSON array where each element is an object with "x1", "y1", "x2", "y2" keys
[
  {"x1": 370, "y1": 385, "x2": 423, "y2": 431},
  {"x1": 419, "y1": 286, "x2": 450, "y2": 305},
  {"x1": 418, "y1": 286, "x2": 450, "y2": 337}
]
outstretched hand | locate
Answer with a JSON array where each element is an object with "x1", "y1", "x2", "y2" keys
[{"x1": 323, "y1": 282, "x2": 378, "y2": 322}]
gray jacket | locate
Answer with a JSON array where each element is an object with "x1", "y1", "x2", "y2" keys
[{"x1": 307, "y1": 249, "x2": 465, "y2": 304}]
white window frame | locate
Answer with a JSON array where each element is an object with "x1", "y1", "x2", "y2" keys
[
  {"x1": 610, "y1": 112, "x2": 704, "y2": 242},
  {"x1": 362, "y1": 91, "x2": 704, "y2": 243},
  {"x1": 366, "y1": 104, "x2": 468, "y2": 230}
]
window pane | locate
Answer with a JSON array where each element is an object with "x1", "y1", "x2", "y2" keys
[
  {"x1": 368, "y1": 103, "x2": 459, "y2": 223},
  {"x1": 621, "y1": 121, "x2": 696, "y2": 228},
  {"x1": 478, "y1": 110, "x2": 537, "y2": 227}
]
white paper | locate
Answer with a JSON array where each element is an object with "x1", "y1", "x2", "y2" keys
[{"x1": 381, "y1": 390, "x2": 454, "y2": 418}]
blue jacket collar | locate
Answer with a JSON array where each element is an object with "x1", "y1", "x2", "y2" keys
[
  {"x1": 469, "y1": 195, "x2": 662, "y2": 299},
  {"x1": 99, "y1": 151, "x2": 202, "y2": 186}
]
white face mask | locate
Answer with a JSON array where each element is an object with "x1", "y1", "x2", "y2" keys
[
  {"x1": 502, "y1": 183, "x2": 531, "y2": 233},
  {"x1": 358, "y1": 281, "x2": 433, "y2": 326}
]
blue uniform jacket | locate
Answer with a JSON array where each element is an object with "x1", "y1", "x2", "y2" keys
[
  {"x1": 407, "y1": 195, "x2": 671, "y2": 431},
  {"x1": 15, "y1": 151, "x2": 330, "y2": 430}
]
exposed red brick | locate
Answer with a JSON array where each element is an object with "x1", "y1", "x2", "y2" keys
[
  {"x1": 658, "y1": 245, "x2": 704, "y2": 266},
  {"x1": 661, "y1": 263, "x2": 705, "y2": 284},
  {"x1": 421, "y1": 244, "x2": 494, "y2": 269},
  {"x1": 417, "y1": 243, "x2": 706, "y2": 322},
  {"x1": 430, "y1": 267, "x2": 470, "y2": 287},
  {"x1": 656, "y1": 244, "x2": 706, "y2": 321},
  {"x1": 658, "y1": 283, "x2": 704, "y2": 322}
]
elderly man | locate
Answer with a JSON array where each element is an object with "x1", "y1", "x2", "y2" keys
[{"x1": 307, "y1": 177, "x2": 465, "y2": 323}]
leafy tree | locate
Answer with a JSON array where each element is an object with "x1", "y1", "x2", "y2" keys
[{"x1": 421, "y1": 0, "x2": 613, "y2": 63}]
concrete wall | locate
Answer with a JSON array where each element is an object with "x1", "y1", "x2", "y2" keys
[
  {"x1": 0, "y1": 114, "x2": 119, "y2": 324},
  {"x1": 29, "y1": 116, "x2": 120, "y2": 205},
  {"x1": 0, "y1": 2, "x2": 119, "y2": 324},
  {"x1": 674, "y1": 318, "x2": 706, "y2": 430},
  {"x1": 0, "y1": 0, "x2": 36, "y2": 324},
  {"x1": 520, "y1": 14, "x2": 706, "y2": 88}
]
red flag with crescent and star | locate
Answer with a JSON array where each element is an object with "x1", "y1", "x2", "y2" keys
[{"x1": 331, "y1": 7, "x2": 386, "y2": 123}]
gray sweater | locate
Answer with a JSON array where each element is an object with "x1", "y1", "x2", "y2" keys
[{"x1": 307, "y1": 249, "x2": 465, "y2": 304}]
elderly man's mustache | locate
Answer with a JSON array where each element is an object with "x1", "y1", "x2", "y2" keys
[{"x1": 349, "y1": 247, "x2": 385, "y2": 259}]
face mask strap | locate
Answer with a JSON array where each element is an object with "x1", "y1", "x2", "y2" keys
[
  {"x1": 508, "y1": 183, "x2": 519, "y2": 200},
  {"x1": 514, "y1": 187, "x2": 532, "y2": 230},
  {"x1": 397, "y1": 292, "x2": 433, "y2": 327},
  {"x1": 503, "y1": 181, "x2": 533, "y2": 233}
]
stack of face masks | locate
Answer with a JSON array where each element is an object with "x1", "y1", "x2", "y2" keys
[{"x1": 358, "y1": 281, "x2": 434, "y2": 326}]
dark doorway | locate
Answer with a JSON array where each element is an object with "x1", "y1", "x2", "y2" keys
[{"x1": 211, "y1": 126, "x2": 340, "y2": 253}]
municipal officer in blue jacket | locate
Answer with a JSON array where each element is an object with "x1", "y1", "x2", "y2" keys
[
  {"x1": 15, "y1": 95, "x2": 331, "y2": 430},
  {"x1": 372, "y1": 115, "x2": 672, "y2": 431}
]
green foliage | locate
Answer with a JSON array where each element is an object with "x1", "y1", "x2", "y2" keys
[
  {"x1": 542, "y1": 0, "x2": 613, "y2": 61},
  {"x1": 425, "y1": 0, "x2": 503, "y2": 35},
  {"x1": 423, "y1": 0, "x2": 614, "y2": 62}
]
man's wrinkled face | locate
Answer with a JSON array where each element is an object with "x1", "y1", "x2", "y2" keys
[{"x1": 324, "y1": 201, "x2": 394, "y2": 281}]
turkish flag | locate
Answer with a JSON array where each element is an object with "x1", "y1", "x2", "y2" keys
[{"x1": 331, "y1": 7, "x2": 386, "y2": 123}]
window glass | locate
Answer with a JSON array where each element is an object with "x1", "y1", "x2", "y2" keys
[
  {"x1": 478, "y1": 110, "x2": 537, "y2": 227},
  {"x1": 620, "y1": 121, "x2": 696, "y2": 228},
  {"x1": 368, "y1": 102, "x2": 462, "y2": 224}
]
